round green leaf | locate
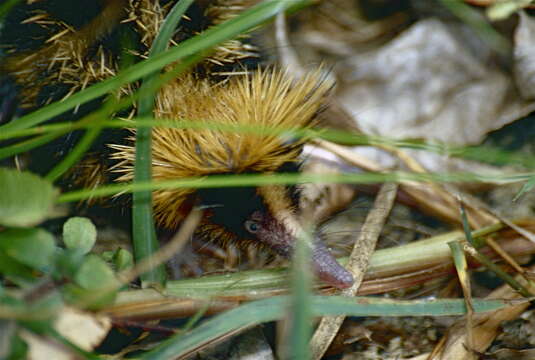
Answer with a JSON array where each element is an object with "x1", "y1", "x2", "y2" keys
[
  {"x1": 66, "y1": 255, "x2": 119, "y2": 308},
  {"x1": 0, "y1": 168, "x2": 58, "y2": 227},
  {"x1": 74, "y1": 255, "x2": 118, "y2": 290},
  {"x1": 62, "y1": 217, "x2": 96, "y2": 254},
  {"x1": 0, "y1": 228, "x2": 56, "y2": 270}
]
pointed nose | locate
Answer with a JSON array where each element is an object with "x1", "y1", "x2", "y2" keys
[
  {"x1": 311, "y1": 239, "x2": 354, "y2": 289},
  {"x1": 247, "y1": 209, "x2": 354, "y2": 289}
]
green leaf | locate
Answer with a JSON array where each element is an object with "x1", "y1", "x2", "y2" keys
[
  {"x1": 62, "y1": 255, "x2": 119, "y2": 309},
  {"x1": 75, "y1": 255, "x2": 117, "y2": 290},
  {"x1": 62, "y1": 284, "x2": 116, "y2": 310},
  {"x1": 0, "y1": 228, "x2": 56, "y2": 270},
  {"x1": 113, "y1": 248, "x2": 134, "y2": 272},
  {"x1": 62, "y1": 217, "x2": 96, "y2": 255},
  {"x1": 54, "y1": 248, "x2": 86, "y2": 280},
  {"x1": 19, "y1": 318, "x2": 55, "y2": 336},
  {"x1": 0, "y1": 168, "x2": 58, "y2": 227},
  {"x1": 62, "y1": 283, "x2": 116, "y2": 310}
]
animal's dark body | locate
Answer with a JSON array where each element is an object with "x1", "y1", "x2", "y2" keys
[{"x1": 0, "y1": 0, "x2": 354, "y2": 288}]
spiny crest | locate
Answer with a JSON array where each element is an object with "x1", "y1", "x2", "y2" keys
[
  {"x1": 186, "y1": 233, "x2": 282, "y2": 274},
  {"x1": 2, "y1": 1, "x2": 127, "y2": 107},
  {"x1": 66, "y1": 154, "x2": 111, "y2": 205},
  {"x1": 126, "y1": 0, "x2": 168, "y2": 51},
  {"x1": 203, "y1": 0, "x2": 257, "y2": 74},
  {"x1": 110, "y1": 69, "x2": 332, "y2": 228},
  {"x1": 122, "y1": 0, "x2": 257, "y2": 77},
  {"x1": 195, "y1": 223, "x2": 239, "y2": 246},
  {"x1": 3, "y1": 0, "x2": 254, "y2": 107}
]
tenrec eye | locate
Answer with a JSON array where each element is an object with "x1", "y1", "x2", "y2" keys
[{"x1": 244, "y1": 220, "x2": 260, "y2": 234}]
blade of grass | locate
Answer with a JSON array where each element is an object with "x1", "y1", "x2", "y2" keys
[
  {"x1": 44, "y1": 125, "x2": 103, "y2": 182},
  {"x1": 0, "y1": 54, "x2": 207, "y2": 159},
  {"x1": 0, "y1": 132, "x2": 69, "y2": 160},
  {"x1": 132, "y1": 0, "x2": 195, "y2": 287},
  {"x1": 514, "y1": 176, "x2": 535, "y2": 201},
  {"x1": 56, "y1": 171, "x2": 534, "y2": 204},
  {"x1": 109, "y1": 222, "x2": 506, "y2": 301},
  {"x1": 140, "y1": 296, "x2": 514, "y2": 360},
  {"x1": 459, "y1": 203, "x2": 532, "y2": 297},
  {"x1": 4, "y1": 116, "x2": 535, "y2": 169},
  {"x1": 287, "y1": 231, "x2": 313, "y2": 359},
  {"x1": 449, "y1": 240, "x2": 474, "y2": 352},
  {"x1": 0, "y1": 123, "x2": 80, "y2": 141},
  {"x1": 43, "y1": 101, "x2": 116, "y2": 182},
  {"x1": 0, "y1": 0, "x2": 20, "y2": 19},
  {"x1": 439, "y1": 0, "x2": 510, "y2": 54}
]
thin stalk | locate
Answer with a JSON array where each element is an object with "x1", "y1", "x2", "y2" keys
[
  {"x1": 0, "y1": 131, "x2": 69, "y2": 160},
  {"x1": 132, "y1": 0, "x2": 195, "y2": 286},
  {"x1": 56, "y1": 171, "x2": 534, "y2": 204},
  {"x1": 44, "y1": 124, "x2": 103, "y2": 182},
  {"x1": 44, "y1": 100, "x2": 116, "y2": 182},
  {"x1": 460, "y1": 204, "x2": 532, "y2": 297}
]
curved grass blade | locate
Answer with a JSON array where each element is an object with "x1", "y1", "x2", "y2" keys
[{"x1": 140, "y1": 296, "x2": 513, "y2": 359}]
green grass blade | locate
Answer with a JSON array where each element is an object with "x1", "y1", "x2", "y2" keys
[
  {"x1": 140, "y1": 296, "x2": 512, "y2": 359},
  {"x1": 0, "y1": 132, "x2": 69, "y2": 160},
  {"x1": 288, "y1": 233, "x2": 313, "y2": 359},
  {"x1": 514, "y1": 176, "x2": 535, "y2": 201},
  {"x1": 439, "y1": 0, "x2": 509, "y2": 53},
  {"x1": 56, "y1": 171, "x2": 534, "y2": 204},
  {"x1": 4, "y1": 117, "x2": 535, "y2": 170},
  {"x1": 459, "y1": 204, "x2": 532, "y2": 297},
  {"x1": 132, "y1": 0, "x2": 195, "y2": 286},
  {"x1": 44, "y1": 125, "x2": 102, "y2": 182},
  {"x1": 0, "y1": 0, "x2": 20, "y2": 19}
]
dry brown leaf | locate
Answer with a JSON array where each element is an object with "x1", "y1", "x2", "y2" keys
[
  {"x1": 334, "y1": 18, "x2": 535, "y2": 144},
  {"x1": 299, "y1": 161, "x2": 357, "y2": 224},
  {"x1": 422, "y1": 266, "x2": 534, "y2": 360},
  {"x1": 514, "y1": 11, "x2": 535, "y2": 99},
  {"x1": 275, "y1": 5, "x2": 535, "y2": 146}
]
